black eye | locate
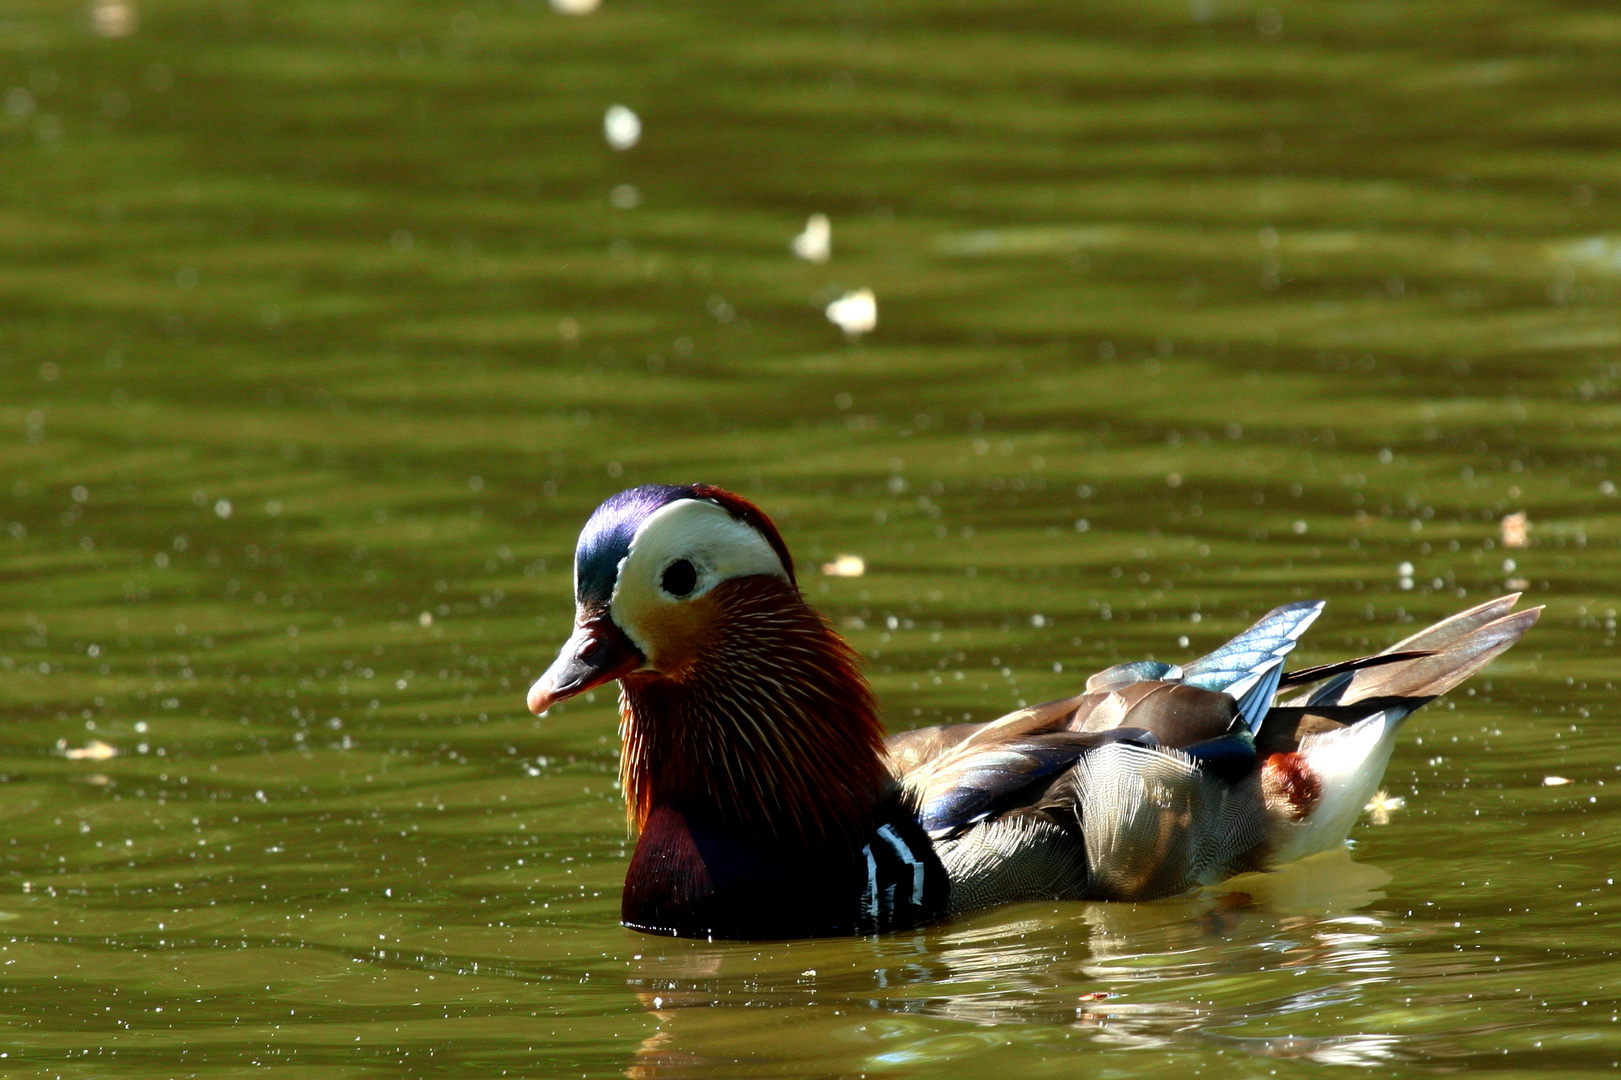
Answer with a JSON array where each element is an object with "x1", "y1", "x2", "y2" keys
[{"x1": 660, "y1": 559, "x2": 698, "y2": 597}]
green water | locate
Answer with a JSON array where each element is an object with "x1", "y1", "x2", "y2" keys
[{"x1": 2, "y1": 0, "x2": 1619, "y2": 1074}]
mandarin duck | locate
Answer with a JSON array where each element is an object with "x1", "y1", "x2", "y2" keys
[{"x1": 526, "y1": 484, "x2": 1539, "y2": 940}]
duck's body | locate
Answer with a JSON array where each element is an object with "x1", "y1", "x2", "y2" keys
[{"x1": 528, "y1": 484, "x2": 1538, "y2": 940}]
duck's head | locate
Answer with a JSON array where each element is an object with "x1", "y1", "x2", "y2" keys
[
  {"x1": 528, "y1": 484, "x2": 886, "y2": 844},
  {"x1": 527, "y1": 483, "x2": 797, "y2": 715}
]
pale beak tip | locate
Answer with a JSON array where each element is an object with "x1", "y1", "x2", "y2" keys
[{"x1": 527, "y1": 678, "x2": 556, "y2": 716}]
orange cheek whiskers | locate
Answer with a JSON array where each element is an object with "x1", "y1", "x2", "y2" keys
[
  {"x1": 616, "y1": 577, "x2": 888, "y2": 850},
  {"x1": 632, "y1": 593, "x2": 724, "y2": 680}
]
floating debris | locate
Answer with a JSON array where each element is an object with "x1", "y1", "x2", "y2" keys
[
  {"x1": 604, "y1": 105, "x2": 640, "y2": 151},
  {"x1": 791, "y1": 214, "x2": 831, "y2": 263},
  {"x1": 1364, "y1": 790, "x2": 1405, "y2": 825},
  {"x1": 1501, "y1": 511, "x2": 1530, "y2": 548},
  {"x1": 90, "y1": 0, "x2": 137, "y2": 38},
  {"x1": 609, "y1": 183, "x2": 640, "y2": 209},
  {"x1": 825, "y1": 288, "x2": 876, "y2": 338},
  {"x1": 1542, "y1": 775, "x2": 1571, "y2": 787},
  {"x1": 63, "y1": 740, "x2": 118, "y2": 761},
  {"x1": 820, "y1": 554, "x2": 865, "y2": 577},
  {"x1": 550, "y1": 0, "x2": 601, "y2": 12},
  {"x1": 419, "y1": 611, "x2": 434, "y2": 627}
]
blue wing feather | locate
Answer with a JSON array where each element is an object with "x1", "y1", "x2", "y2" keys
[
  {"x1": 1182, "y1": 601, "x2": 1324, "y2": 732},
  {"x1": 1228, "y1": 658, "x2": 1285, "y2": 732},
  {"x1": 1085, "y1": 660, "x2": 1183, "y2": 694}
]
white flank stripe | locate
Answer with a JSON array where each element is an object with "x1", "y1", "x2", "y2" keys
[
  {"x1": 877, "y1": 824, "x2": 925, "y2": 907},
  {"x1": 861, "y1": 844, "x2": 879, "y2": 922}
]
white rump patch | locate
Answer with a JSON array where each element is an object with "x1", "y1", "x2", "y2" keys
[{"x1": 1269, "y1": 711, "x2": 1401, "y2": 865}]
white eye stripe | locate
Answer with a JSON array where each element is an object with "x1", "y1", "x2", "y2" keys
[
  {"x1": 619, "y1": 500, "x2": 785, "y2": 596},
  {"x1": 606, "y1": 499, "x2": 789, "y2": 662}
]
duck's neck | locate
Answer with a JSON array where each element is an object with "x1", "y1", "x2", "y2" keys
[{"x1": 617, "y1": 578, "x2": 890, "y2": 852}]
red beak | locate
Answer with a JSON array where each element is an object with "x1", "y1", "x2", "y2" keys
[{"x1": 527, "y1": 615, "x2": 644, "y2": 714}]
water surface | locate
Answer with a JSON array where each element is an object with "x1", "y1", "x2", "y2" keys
[{"x1": 2, "y1": 0, "x2": 1619, "y2": 1075}]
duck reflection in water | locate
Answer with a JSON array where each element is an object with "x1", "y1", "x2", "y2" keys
[{"x1": 622, "y1": 849, "x2": 1408, "y2": 1075}]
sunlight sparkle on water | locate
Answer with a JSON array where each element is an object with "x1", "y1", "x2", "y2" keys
[
  {"x1": 90, "y1": 0, "x2": 137, "y2": 38},
  {"x1": 820, "y1": 553, "x2": 865, "y2": 577}
]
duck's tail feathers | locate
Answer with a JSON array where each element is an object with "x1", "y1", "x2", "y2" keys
[
  {"x1": 1283, "y1": 593, "x2": 1541, "y2": 717},
  {"x1": 1277, "y1": 649, "x2": 1432, "y2": 696},
  {"x1": 1182, "y1": 600, "x2": 1324, "y2": 733},
  {"x1": 1263, "y1": 594, "x2": 1540, "y2": 865}
]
